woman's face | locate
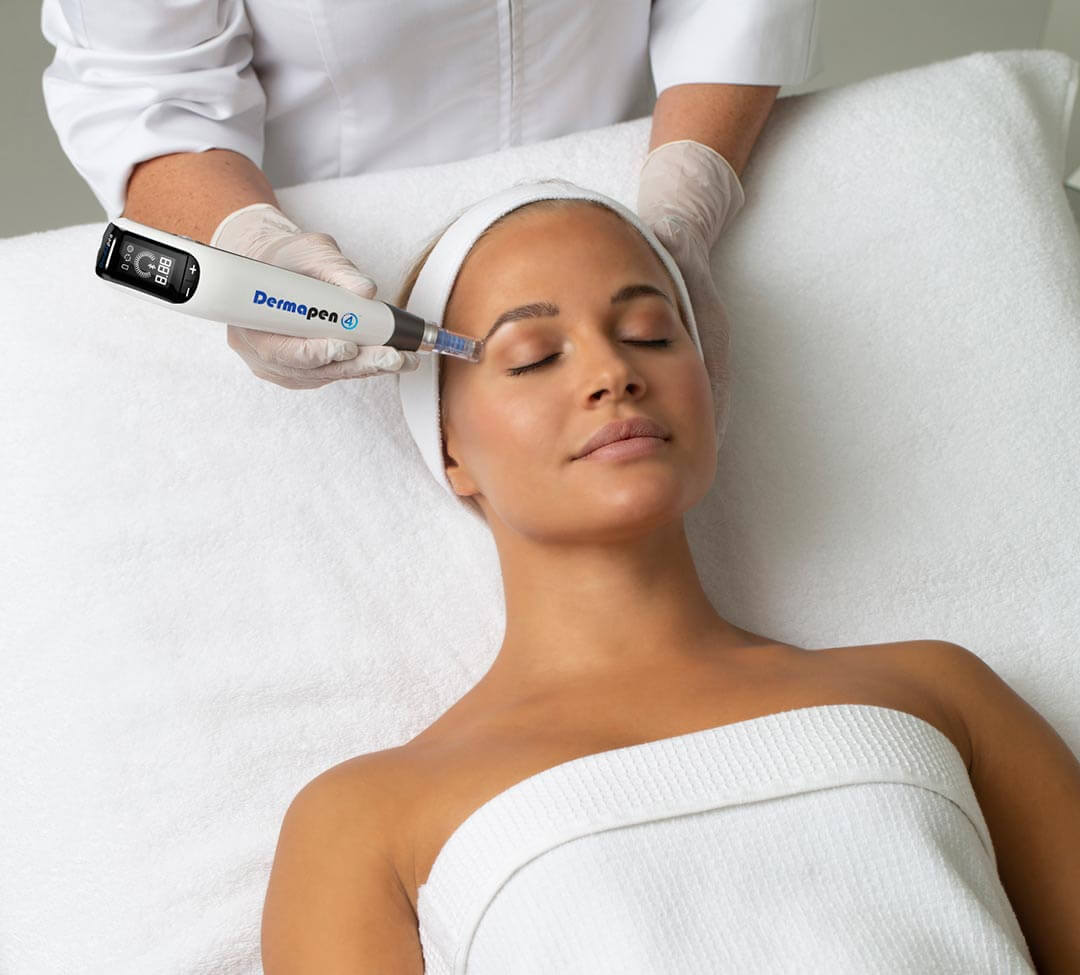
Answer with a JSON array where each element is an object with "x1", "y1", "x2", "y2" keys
[{"x1": 439, "y1": 202, "x2": 718, "y2": 541}]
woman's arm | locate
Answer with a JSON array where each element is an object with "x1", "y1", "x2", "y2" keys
[
  {"x1": 918, "y1": 641, "x2": 1080, "y2": 974},
  {"x1": 262, "y1": 758, "x2": 424, "y2": 974}
]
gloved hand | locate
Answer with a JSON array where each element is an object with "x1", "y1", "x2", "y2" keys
[
  {"x1": 636, "y1": 139, "x2": 745, "y2": 448},
  {"x1": 210, "y1": 202, "x2": 420, "y2": 389}
]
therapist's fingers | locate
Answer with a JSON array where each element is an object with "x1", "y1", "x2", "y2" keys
[
  {"x1": 228, "y1": 326, "x2": 350, "y2": 368},
  {"x1": 228, "y1": 325, "x2": 420, "y2": 389},
  {"x1": 286, "y1": 344, "x2": 422, "y2": 383}
]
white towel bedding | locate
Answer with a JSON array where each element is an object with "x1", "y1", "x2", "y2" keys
[{"x1": 1, "y1": 48, "x2": 1078, "y2": 974}]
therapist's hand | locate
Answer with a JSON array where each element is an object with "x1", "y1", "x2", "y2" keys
[
  {"x1": 636, "y1": 139, "x2": 745, "y2": 447},
  {"x1": 212, "y1": 203, "x2": 420, "y2": 389}
]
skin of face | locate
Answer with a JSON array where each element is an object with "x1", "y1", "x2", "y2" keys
[
  {"x1": 430, "y1": 202, "x2": 778, "y2": 698},
  {"x1": 439, "y1": 202, "x2": 718, "y2": 543}
]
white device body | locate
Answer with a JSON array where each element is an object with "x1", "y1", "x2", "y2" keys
[{"x1": 97, "y1": 217, "x2": 421, "y2": 350}]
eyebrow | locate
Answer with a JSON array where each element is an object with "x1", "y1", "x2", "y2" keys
[{"x1": 483, "y1": 282, "x2": 674, "y2": 343}]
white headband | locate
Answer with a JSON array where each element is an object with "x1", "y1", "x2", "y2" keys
[{"x1": 395, "y1": 178, "x2": 705, "y2": 525}]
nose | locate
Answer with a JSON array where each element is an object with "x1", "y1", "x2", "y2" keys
[{"x1": 582, "y1": 341, "x2": 646, "y2": 402}]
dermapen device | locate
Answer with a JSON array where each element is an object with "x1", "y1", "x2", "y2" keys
[{"x1": 94, "y1": 218, "x2": 484, "y2": 363}]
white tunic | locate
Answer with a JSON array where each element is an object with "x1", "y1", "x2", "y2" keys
[
  {"x1": 416, "y1": 703, "x2": 1035, "y2": 974},
  {"x1": 41, "y1": 0, "x2": 824, "y2": 221}
]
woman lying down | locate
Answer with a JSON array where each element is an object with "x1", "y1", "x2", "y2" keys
[{"x1": 260, "y1": 178, "x2": 1080, "y2": 974}]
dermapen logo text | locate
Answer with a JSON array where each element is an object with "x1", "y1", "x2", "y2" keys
[{"x1": 252, "y1": 289, "x2": 359, "y2": 330}]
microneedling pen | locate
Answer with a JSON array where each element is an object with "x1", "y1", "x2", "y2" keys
[{"x1": 94, "y1": 218, "x2": 483, "y2": 363}]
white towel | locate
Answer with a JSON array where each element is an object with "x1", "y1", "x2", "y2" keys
[
  {"x1": 417, "y1": 705, "x2": 1034, "y2": 974},
  {"x1": 0, "y1": 49, "x2": 1077, "y2": 974}
]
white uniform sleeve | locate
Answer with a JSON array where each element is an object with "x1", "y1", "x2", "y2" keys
[
  {"x1": 41, "y1": 0, "x2": 267, "y2": 221},
  {"x1": 649, "y1": 0, "x2": 823, "y2": 93}
]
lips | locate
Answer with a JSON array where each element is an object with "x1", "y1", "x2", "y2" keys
[{"x1": 573, "y1": 415, "x2": 671, "y2": 460}]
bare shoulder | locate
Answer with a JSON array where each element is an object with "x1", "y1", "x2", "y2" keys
[
  {"x1": 292, "y1": 745, "x2": 421, "y2": 894},
  {"x1": 827, "y1": 638, "x2": 976, "y2": 774},
  {"x1": 890, "y1": 637, "x2": 1076, "y2": 779},
  {"x1": 884, "y1": 640, "x2": 1080, "y2": 972},
  {"x1": 262, "y1": 748, "x2": 425, "y2": 974}
]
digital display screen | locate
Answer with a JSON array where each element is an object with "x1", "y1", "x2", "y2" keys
[{"x1": 96, "y1": 226, "x2": 198, "y2": 303}]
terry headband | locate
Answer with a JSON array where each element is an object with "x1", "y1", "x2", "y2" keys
[{"x1": 395, "y1": 178, "x2": 706, "y2": 525}]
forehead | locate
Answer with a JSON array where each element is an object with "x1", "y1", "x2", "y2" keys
[
  {"x1": 445, "y1": 203, "x2": 674, "y2": 334},
  {"x1": 482, "y1": 200, "x2": 654, "y2": 266}
]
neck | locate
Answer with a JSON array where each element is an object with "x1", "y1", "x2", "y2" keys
[{"x1": 476, "y1": 515, "x2": 775, "y2": 702}]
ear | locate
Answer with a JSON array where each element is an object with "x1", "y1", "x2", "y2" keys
[{"x1": 442, "y1": 426, "x2": 482, "y2": 502}]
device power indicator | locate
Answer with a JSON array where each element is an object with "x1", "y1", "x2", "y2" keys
[{"x1": 122, "y1": 244, "x2": 174, "y2": 288}]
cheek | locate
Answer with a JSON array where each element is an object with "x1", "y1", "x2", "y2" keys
[
  {"x1": 453, "y1": 382, "x2": 570, "y2": 474},
  {"x1": 691, "y1": 354, "x2": 715, "y2": 407},
  {"x1": 670, "y1": 343, "x2": 708, "y2": 386},
  {"x1": 668, "y1": 354, "x2": 716, "y2": 436}
]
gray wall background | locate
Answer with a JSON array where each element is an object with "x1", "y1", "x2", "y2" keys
[{"x1": 3, "y1": 0, "x2": 1078, "y2": 239}]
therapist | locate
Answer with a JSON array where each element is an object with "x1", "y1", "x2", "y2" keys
[{"x1": 42, "y1": 0, "x2": 822, "y2": 390}]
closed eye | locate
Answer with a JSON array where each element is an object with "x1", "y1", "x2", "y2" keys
[{"x1": 507, "y1": 339, "x2": 672, "y2": 377}]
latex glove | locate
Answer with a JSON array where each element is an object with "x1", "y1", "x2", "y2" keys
[
  {"x1": 636, "y1": 139, "x2": 745, "y2": 448},
  {"x1": 211, "y1": 203, "x2": 420, "y2": 389}
]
